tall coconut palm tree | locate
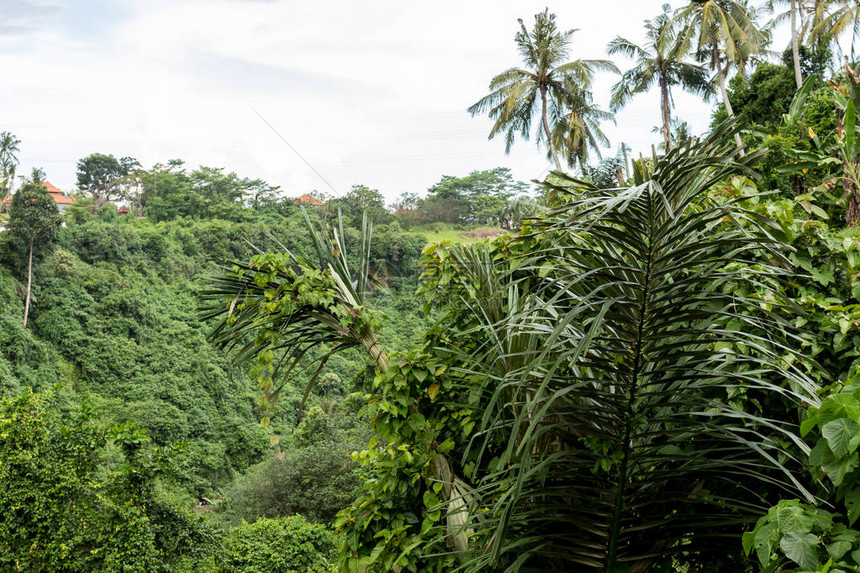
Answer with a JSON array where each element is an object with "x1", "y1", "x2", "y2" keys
[
  {"x1": 0, "y1": 131, "x2": 20, "y2": 211},
  {"x1": 676, "y1": 0, "x2": 770, "y2": 153},
  {"x1": 609, "y1": 4, "x2": 713, "y2": 152},
  {"x1": 468, "y1": 9, "x2": 618, "y2": 171}
]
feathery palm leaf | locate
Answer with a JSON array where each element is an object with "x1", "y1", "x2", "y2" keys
[
  {"x1": 810, "y1": 0, "x2": 860, "y2": 59},
  {"x1": 439, "y1": 122, "x2": 820, "y2": 571}
]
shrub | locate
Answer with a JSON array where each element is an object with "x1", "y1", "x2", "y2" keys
[{"x1": 219, "y1": 516, "x2": 337, "y2": 573}]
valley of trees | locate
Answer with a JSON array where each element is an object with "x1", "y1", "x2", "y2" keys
[{"x1": 2, "y1": 1, "x2": 860, "y2": 571}]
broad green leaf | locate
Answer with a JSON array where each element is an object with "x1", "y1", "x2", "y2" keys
[
  {"x1": 778, "y1": 506, "x2": 815, "y2": 534},
  {"x1": 754, "y1": 522, "x2": 777, "y2": 566},
  {"x1": 823, "y1": 454, "x2": 859, "y2": 487},
  {"x1": 822, "y1": 395, "x2": 860, "y2": 422},
  {"x1": 407, "y1": 413, "x2": 426, "y2": 432},
  {"x1": 801, "y1": 415, "x2": 819, "y2": 437},
  {"x1": 823, "y1": 419, "x2": 860, "y2": 457},
  {"x1": 779, "y1": 531, "x2": 820, "y2": 570},
  {"x1": 827, "y1": 540, "x2": 853, "y2": 561},
  {"x1": 845, "y1": 489, "x2": 860, "y2": 526}
]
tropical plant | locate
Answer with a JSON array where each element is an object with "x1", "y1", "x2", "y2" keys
[
  {"x1": 676, "y1": 0, "x2": 770, "y2": 152},
  {"x1": 204, "y1": 209, "x2": 386, "y2": 422},
  {"x1": 652, "y1": 117, "x2": 697, "y2": 151},
  {"x1": 777, "y1": 62, "x2": 860, "y2": 224},
  {"x1": 609, "y1": 4, "x2": 713, "y2": 151},
  {"x1": 329, "y1": 123, "x2": 825, "y2": 572},
  {"x1": 550, "y1": 90, "x2": 615, "y2": 169},
  {"x1": 218, "y1": 516, "x2": 337, "y2": 573},
  {"x1": 467, "y1": 9, "x2": 618, "y2": 170},
  {"x1": 0, "y1": 390, "x2": 216, "y2": 572},
  {"x1": 744, "y1": 365, "x2": 860, "y2": 570},
  {"x1": 432, "y1": 122, "x2": 819, "y2": 571}
]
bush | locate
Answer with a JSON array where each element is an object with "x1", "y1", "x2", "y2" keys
[
  {"x1": 218, "y1": 400, "x2": 371, "y2": 527},
  {"x1": 219, "y1": 516, "x2": 337, "y2": 573}
]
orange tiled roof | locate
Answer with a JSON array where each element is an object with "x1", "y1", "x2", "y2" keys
[
  {"x1": 2, "y1": 181, "x2": 76, "y2": 205},
  {"x1": 294, "y1": 194, "x2": 324, "y2": 206}
]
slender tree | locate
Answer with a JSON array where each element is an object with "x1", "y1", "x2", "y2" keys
[
  {"x1": 7, "y1": 182, "x2": 61, "y2": 328},
  {"x1": 609, "y1": 4, "x2": 713, "y2": 152},
  {"x1": 676, "y1": 0, "x2": 769, "y2": 153},
  {"x1": 468, "y1": 9, "x2": 618, "y2": 171}
]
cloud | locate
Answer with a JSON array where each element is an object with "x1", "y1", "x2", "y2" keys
[
  {"x1": 0, "y1": 0, "x2": 62, "y2": 41},
  {"x1": 0, "y1": 0, "x2": 728, "y2": 200}
]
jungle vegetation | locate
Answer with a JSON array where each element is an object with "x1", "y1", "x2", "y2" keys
[{"x1": 2, "y1": 2, "x2": 860, "y2": 572}]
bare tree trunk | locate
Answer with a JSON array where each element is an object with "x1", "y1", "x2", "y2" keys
[
  {"x1": 660, "y1": 78, "x2": 673, "y2": 152},
  {"x1": 622, "y1": 142, "x2": 630, "y2": 179},
  {"x1": 791, "y1": 0, "x2": 803, "y2": 88},
  {"x1": 541, "y1": 85, "x2": 562, "y2": 171},
  {"x1": 715, "y1": 53, "x2": 745, "y2": 156},
  {"x1": 23, "y1": 239, "x2": 32, "y2": 328}
]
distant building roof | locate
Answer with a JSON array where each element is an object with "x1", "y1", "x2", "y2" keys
[
  {"x1": 117, "y1": 206, "x2": 130, "y2": 214},
  {"x1": 43, "y1": 181, "x2": 76, "y2": 205},
  {"x1": 293, "y1": 194, "x2": 324, "y2": 206},
  {"x1": 2, "y1": 181, "x2": 76, "y2": 206}
]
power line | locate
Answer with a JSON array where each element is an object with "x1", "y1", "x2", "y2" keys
[{"x1": 251, "y1": 108, "x2": 339, "y2": 195}]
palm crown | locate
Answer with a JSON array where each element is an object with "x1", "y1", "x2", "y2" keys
[
  {"x1": 609, "y1": 5, "x2": 713, "y2": 152},
  {"x1": 468, "y1": 9, "x2": 617, "y2": 171}
]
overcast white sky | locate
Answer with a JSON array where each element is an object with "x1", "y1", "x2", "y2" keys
[{"x1": 0, "y1": 0, "x2": 795, "y2": 202}]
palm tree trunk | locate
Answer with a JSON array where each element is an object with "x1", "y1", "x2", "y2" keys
[
  {"x1": 622, "y1": 142, "x2": 630, "y2": 179},
  {"x1": 541, "y1": 85, "x2": 563, "y2": 171},
  {"x1": 660, "y1": 78, "x2": 673, "y2": 152},
  {"x1": 714, "y1": 47, "x2": 745, "y2": 156},
  {"x1": 23, "y1": 239, "x2": 32, "y2": 328},
  {"x1": 791, "y1": 0, "x2": 803, "y2": 88},
  {"x1": 359, "y1": 327, "x2": 389, "y2": 372}
]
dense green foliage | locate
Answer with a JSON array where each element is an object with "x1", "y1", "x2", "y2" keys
[
  {"x1": 0, "y1": 179, "x2": 434, "y2": 567},
  {"x1": 0, "y1": 390, "x2": 216, "y2": 572},
  {"x1": 218, "y1": 516, "x2": 337, "y2": 573}
]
